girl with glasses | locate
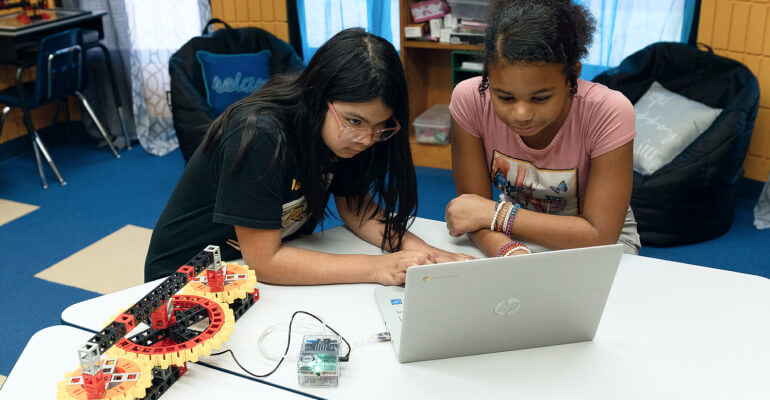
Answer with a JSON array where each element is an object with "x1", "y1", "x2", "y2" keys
[
  {"x1": 145, "y1": 28, "x2": 468, "y2": 285},
  {"x1": 445, "y1": 0, "x2": 641, "y2": 257}
]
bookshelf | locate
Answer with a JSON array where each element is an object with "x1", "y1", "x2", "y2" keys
[{"x1": 399, "y1": 0, "x2": 481, "y2": 169}]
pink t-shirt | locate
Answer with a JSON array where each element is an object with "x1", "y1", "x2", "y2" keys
[{"x1": 450, "y1": 77, "x2": 635, "y2": 215}]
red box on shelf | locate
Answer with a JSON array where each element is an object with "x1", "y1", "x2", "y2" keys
[{"x1": 410, "y1": 0, "x2": 450, "y2": 23}]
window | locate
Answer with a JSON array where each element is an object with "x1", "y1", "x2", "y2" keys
[{"x1": 297, "y1": 0, "x2": 400, "y2": 63}]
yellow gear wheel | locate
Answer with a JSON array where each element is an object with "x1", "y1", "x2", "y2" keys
[
  {"x1": 107, "y1": 295, "x2": 235, "y2": 368},
  {"x1": 57, "y1": 357, "x2": 153, "y2": 400},
  {"x1": 181, "y1": 263, "x2": 257, "y2": 304}
]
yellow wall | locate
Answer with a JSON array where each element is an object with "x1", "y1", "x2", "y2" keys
[
  {"x1": 210, "y1": 0, "x2": 289, "y2": 42},
  {"x1": 699, "y1": 0, "x2": 770, "y2": 181}
]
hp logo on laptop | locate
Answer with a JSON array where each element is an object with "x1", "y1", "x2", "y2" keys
[{"x1": 494, "y1": 298, "x2": 522, "y2": 316}]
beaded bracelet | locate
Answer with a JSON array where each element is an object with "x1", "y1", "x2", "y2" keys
[
  {"x1": 500, "y1": 202, "x2": 514, "y2": 234},
  {"x1": 495, "y1": 202, "x2": 510, "y2": 232},
  {"x1": 504, "y1": 203, "x2": 521, "y2": 237},
  {"x1": 494, "y1": 201, "x2": 510, "y2": 232},
  {"x1": 490, "y1": 201, "x2": 504, "y2": 231},
  {"x1": 496, "y1": 240, "x2": 525, "y2": 257},
  {"x1": 503, "y1": 245, "x2": 531, "y2": 256}
]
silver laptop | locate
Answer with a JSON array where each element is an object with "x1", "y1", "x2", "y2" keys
[{"x1": 374, "y1": 244, "x2": 623, "y2": 363}]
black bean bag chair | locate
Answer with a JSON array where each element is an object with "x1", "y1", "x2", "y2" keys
[
  {"x1": 593, "y1": 42, "x2": 759, "y2": 246},
  {"x1": 169, "y1": 20, "x2": 305, "y2": 162}
]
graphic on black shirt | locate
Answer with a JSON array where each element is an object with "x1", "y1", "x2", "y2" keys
[
  {"x1": 491, "y1": 150, "x2": 579, "y2": 215},
  {"x1": 281, "y1": 196, "x2": 310, "y2": 238}
]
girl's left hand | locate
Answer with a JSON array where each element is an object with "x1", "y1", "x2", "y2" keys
[{"x1": 445, "y1": 194, "x2": 496, "y2": 237}]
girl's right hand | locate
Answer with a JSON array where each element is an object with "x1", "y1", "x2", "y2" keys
[
  {"x1": 372, "y1": 250, "x2": 436, "y2": 286},
  {"x1": 445, "y1": 194, "x2": 497, "y2": 237}
]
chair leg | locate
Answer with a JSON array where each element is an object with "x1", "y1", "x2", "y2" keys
[
  {"x1": 63, "y1": 97, "x2": 73, "y2": 139},
  {"x1": 18, "y1": 105, "x2": 66, "y2": 188},
  {"x1": 74, "y1": 91, "x2": 120, "y2": 159},
  {"x1": 51, "y1": 99, "x2": 61, "y2": 132},
  {"x1": 0, "y1": 105, "x2": 10, "y2": 135},
  {"x1": 117, "y1": 105, "x2": 132, "y2": 150},
  {"x1": 95, "y1": 43, "x2": 132, "y2": 150},
  {"x1": 31, "y1": 136, "x2": 48, "y2": 189},
  {"x1": 34, "y1": 131, "x2": 68, "y2": 187}
]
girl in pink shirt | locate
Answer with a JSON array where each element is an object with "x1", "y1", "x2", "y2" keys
[{"x1": 445, "y1": 0, "x2": 640, "y2": 257}]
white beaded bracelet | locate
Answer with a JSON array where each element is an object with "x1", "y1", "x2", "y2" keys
[
  {"x1": 490, "y1": 201, "x2": 504, "y2": 231},
  {"x1": 503, "y1": 245, "x2": 531, "y2": 256}
]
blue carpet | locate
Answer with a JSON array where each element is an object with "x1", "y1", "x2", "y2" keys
[
  {"x1": 0, "y1": 135, "x2": 768, "y2": 375},
  {"x1": 641, "y1": 197, "x2": 770, "y2": 277},
  {"x1": 0, "y1": 139, "x2": 184, "y2": 375}
]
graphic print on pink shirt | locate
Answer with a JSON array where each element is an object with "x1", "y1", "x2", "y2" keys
[{"x1": 491, "y1": 150, "x2": 579, "y2": 215}]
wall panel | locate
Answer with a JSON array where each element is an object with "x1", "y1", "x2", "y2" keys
[
  {"x1": 212, "y1": 0, "x2": 289, "y2": 42},
  {"x1": 699, "y1": 0, "x2": 770, "y2": 181}
]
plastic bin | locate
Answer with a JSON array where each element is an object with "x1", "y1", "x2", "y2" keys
[
  {"x1": 447, "y1": 0, "x2": 491, "y2": 21},
  {"x1": 414, "y1": 104, "x2": 450, "y2": 145}
]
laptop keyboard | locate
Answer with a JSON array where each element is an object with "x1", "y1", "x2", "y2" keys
[{"x1": 390, "y1": 297, "x2": 404, "y2": 321}]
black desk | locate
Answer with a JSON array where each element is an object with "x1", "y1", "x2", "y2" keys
[{"x1": 0, "y1": 9, "x2": 106, "y2": 64}]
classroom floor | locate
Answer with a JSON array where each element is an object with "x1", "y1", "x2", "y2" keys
[{"x1": 0, "y1": 134, "x2": 768, "y2": 377}]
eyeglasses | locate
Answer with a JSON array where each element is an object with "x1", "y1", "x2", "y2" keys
[{"x1": 327, "y1": 101, "x2": 401, "y2": 143}]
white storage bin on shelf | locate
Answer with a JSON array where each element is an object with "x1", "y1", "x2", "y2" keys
[
  {"x1": 447, "y1": 0, "x2": 491, "y2": 21},
  {"x1": 413, "y1": 104, "x2": 451, "y2": 145}
]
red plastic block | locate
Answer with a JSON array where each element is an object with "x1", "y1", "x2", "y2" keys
[
  {"x1": 150, "y1": 301, "x2": 177, "y2": 330},
  {"x1": 115, "y1": 313, "x2": 136, "y2": 331},
  {"x1": 177, "y1": 265, "x2": 196, "y2": 280},
  {"x1": 81, "y1": 370, "x2": 106, "y2": 400},
  {"x1": 206, "y1": 268, "x2": 225, "y2": 292}
]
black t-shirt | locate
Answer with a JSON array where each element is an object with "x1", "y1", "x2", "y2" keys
[{"x1": 144, "y1": 112, "x2": 364, "y2": 281}]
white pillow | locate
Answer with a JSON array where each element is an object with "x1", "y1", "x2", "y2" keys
[{"x1": 633, "y1": 81, "x2": 722, "y2": 176}]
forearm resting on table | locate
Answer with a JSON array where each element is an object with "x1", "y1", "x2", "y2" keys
[
  {"x1": 243, "y1": 245, "x2": 377, "y2": 285},
  {"x1": 469, "y1": 229, "x2": 518, "y2": 257},
  {"x1": 345, "y1": 215, "x2": 432, "y2": 252},
  {"x1": 341, "y1": 207, "x2": 450, "y2": 257},
  {"x1": 336, "y1": 195, "x2": 413, "y2": 251},
  {"x1": 506, "y1": 209, "x2": 620, "y2": 251},
  {"x1": 468, "y1": 207, "x2": 621, "y2": 256}
]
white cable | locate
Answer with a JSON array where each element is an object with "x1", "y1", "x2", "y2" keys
[
  {"x1": 349, "y1": 332, "x2": 391, "y2": 349},
  {"x1": 257, "y1": 315, "x2": 390, "y2": 361},
  {"x1": 258, "y1": 315, "x2": 330, "y2": 361}
]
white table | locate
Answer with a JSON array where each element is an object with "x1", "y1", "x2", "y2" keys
[
  {"x1": 0, "y1": 325, "x2": 308, "y2": 399},
  {"x1": 61, "y1": 218, "x2": 770, "y2": 399}
]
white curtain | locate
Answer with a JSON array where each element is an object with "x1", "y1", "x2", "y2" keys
[{"x1": 125, "y1": 0, "x2": 211, "y2": 156}]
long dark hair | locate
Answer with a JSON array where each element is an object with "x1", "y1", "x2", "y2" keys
[
  {"x1": 202, "y1": 28, "x2": 416, "y2": 251},
  {"x1": 480, "y1": 0, "x2": 595, "y2": 96}
]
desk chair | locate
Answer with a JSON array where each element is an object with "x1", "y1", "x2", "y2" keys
[
  {"x1": 0, "y1": 28, "x2": 120, "y2": 189},
  {"x1": 81, "y1": 28, "x2": 132, "y2": 150}
]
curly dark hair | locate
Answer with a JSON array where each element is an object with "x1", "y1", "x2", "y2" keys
[{"x1": 479, "y1": 0, "x2": 596, "y2": 97}]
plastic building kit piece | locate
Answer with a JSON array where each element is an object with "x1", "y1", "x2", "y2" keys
[
  {"x1": 58, "y1": 245, "x2": 261, "y2": 400},
  {"x1": 58, "y1": 357, "x2": 153, "y2": 400},
  {"x1": 150, "y1": 298, "x2": 177, "y2": 330},
  {"x1": 109, "y1": 294, "x2": 235, "y2": 368},
  {"x1": 182, "y1": 264, "x2": 258, "y2": 304}
]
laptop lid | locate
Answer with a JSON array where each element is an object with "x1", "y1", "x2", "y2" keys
[{"x1": 376, "y1": 244, "x2": 623, "y2": 363}]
